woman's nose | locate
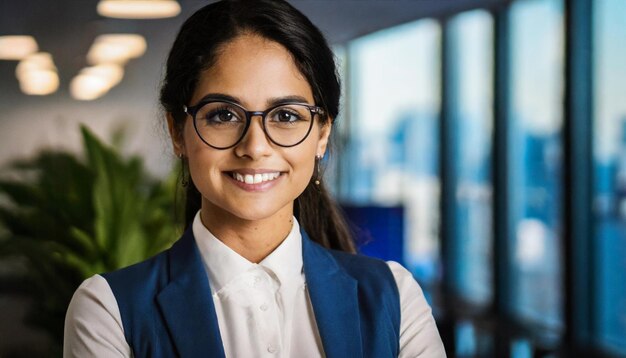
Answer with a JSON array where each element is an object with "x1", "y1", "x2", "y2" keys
[{"x1": 233, "y1": 116, "x2": 273, "y2": 159}]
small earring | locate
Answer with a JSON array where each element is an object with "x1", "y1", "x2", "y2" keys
[
  {"x1": 179, "y1": 153, "x2": 189, "y2": 187},
  {"x1": 314, "y1": 155, "x2": 323, "y2": 186}
]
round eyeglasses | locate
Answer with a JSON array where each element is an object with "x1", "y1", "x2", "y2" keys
[{"x1": 183, "y1": 100, "x2": 325, "y2": 149}]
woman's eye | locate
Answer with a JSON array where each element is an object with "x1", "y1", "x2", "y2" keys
[
  {"x1": 206, "y1": 109, "x2": 240, "y2": 123},
  {"x1": 217, "y1": 110, "x2": 234, "y2": 122},
  {"x1": 274, "y1": 110, "x2": 301, "y2": 122}
]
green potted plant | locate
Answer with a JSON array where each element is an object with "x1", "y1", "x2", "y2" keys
[{"x1": 0, "y1": 126, "x2": 180, "y2": 356}]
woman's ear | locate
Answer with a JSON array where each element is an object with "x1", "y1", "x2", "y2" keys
[
  {"x1": 167, "y1": 113, "x2": 186, "y2": 156},
  {"x1": 316, "y1": 120, "x2": 332, "y2": 157}
]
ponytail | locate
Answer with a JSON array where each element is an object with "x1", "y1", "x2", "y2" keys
[{"x1": 295, "y1": 181, "x2": 356, "y2": 253}]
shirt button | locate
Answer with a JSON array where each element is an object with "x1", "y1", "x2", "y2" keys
[
  {"x1": 267, "y1": 345, "x2": 276, "y2": 353},
  {"x1": 260, "y1": 304, "x2": 268, "y2": 311}
]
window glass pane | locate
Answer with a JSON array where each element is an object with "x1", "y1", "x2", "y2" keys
[
  {"x1": 593, "y1": 0, "x2": 626, "y2": 353},
  {"x1": 344, "y1": 20, "x2": 441, "y2": 286},
  {"x1": 449, "y1": 10, "x2": 494, "y2": 305},
  {"x1": 327, "y1": 45, "x2": 348, "y2": 196},
  {"x1": 509, "y1": 0, "x2": 564, "y2": 332}
]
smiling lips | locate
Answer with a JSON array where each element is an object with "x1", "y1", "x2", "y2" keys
[{"x1": 230, "y1": 172, "x2": 282, "y2": 184}]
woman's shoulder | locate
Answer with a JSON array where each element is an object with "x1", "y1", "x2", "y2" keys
[
  {"x1": 68, "y1": 274, "x2": 116, "y2": 305},
  {"x1": 101, "y1": 248, "x2": 172, "y2": 299},
  {"x1": 325, "y1": 249, "x2": 400, "y2": 291},
  {"x1": 65, "y1": 275, "x2": 118, "y2": 323},
  {"x1": 325, "y1": 248, "x2": 416, "y2": 282},
  {"x1": 100, "y1": 229, "x2": 202, "y2": 305},
  {"x1": 385, "y1": 261, "x2": 418, "y2": 288},
  {"x1": 64, "y1": 275, "x2": 132, "y2": 357},
  {"x1": 103, "y1": 248, "x2": 169, "y2": 279},
  {"x1": 328, "y1": 249, "x2": 390, "y2": 272},
  {"x1": 324, "y1": 250, "x2": 426, "y2": 301}
]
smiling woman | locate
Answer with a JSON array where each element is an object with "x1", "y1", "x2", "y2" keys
[
  {"x1": 62, "y1": 0, "x2": 445, "y2": 357},
  {"x1": 174, "y1": 34, "x2": 331, "y2": 256}
]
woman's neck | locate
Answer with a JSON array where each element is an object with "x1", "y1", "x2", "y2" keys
[{"x1": 199, "y1": 204, "x2": 294, "y2": 263}]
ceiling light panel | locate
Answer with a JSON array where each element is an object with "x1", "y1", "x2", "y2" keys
[
  {"x1": 87, "y1": 34, "x2": 147, "y2": 64},
  {"x1": 19, "y1": 70, "x2": 59, "y2": 95},
  {"x1": 97, "y1": 0, "x2": 181, "y2": 19},
  {"x1": 0, "y1": 35, "x2": 38, "y2": 60},
  {"x1": 16, "y1": 52, "x2": 59, "y2": 95},
  {"x1": 15, "y1": 52, "x2": 57, "y2": 78},
  {"x1": 70, "y1": 64, "x2": 125, "y2": 100}
]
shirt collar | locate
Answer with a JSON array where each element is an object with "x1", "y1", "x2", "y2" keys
[
  {"x1": 192, "y1": 211, "x2": 303, "y2": 294},
  {"x1": 259, "y1": 217, "x2": 303, "y2": 285}
]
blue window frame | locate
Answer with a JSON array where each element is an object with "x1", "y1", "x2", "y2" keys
[
  {"x1": 447, "y1": 9, "x2": 495, "y2": 306},
  {"x1": 508, "y1": 0, "x2": 564, "y2": 332},
  {"x1": 329, "y1": 0, "x2": 626, "y2": 355},
  {"x1": 593, "y1": 0, "x2": 626, "y2": 354},
  {"x1": 343, "y1": 19, "x2": 442, "y2": 288}
]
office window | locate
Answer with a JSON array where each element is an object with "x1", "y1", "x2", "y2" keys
[
  {"x1": 327, "y1": 45, "x2": 348, "y2": 196},
  {"x1": 448, "y1": 10, "x2": 494, "y2": 306},
  {"x1": 593, "y1": 0, "x2": 626, "y2": 354},
  {"x1": 344, "y1": 20, "x2": 441, "y2": 285},
  {"x1": 508, "y1": 0, "x2": 564, "y2": 331}
]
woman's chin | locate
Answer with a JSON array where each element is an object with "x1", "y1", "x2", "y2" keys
[
  {"x1": 203, "y1": 200, "x2": 292, "y2": 223},
  {"x1": 230, "y1": 206, "x2": 291, "y2": 222}
]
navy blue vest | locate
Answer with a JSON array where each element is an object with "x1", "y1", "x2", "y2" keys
[{"x1": 103, "y1": 228, "x2": 401, "y2": 357}]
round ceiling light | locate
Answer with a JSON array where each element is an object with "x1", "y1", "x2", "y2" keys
[
  {"x1": 19, "y1": 69, "x2": 59, "y2": 95},
  {"x1": 87, "y1": 34, "x2": 147, "y2": 64},
  {"x1": 70, "y1": 64, "x2": 125, "y2": 100},
  {"x1": 15, "y1": 52, "x2": 60, "y2": 96},
  {"x1": 0, "y1": 35, "x2": 38, "y2": 60},
  {"x1": 97, "y1": 0, "x2": 181, "y2": 19},
  {"x1": 15, "y1": 52, "x2": 57, "y2": 78}
]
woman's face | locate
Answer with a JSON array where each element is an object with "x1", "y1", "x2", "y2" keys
[{"x1": 171, "y1": 34, "x2": 331, "y2": 223}]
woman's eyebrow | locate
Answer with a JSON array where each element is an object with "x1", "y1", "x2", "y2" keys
[
  {"x1": 266, "y1": 95, "x2": 310, "y2": 106},
  {"x1": 197, "y1": 93, "x2": 241, "y2": 104},
  {"x1": 196, "y1": 93, "x2": 312, "y2": 107}
]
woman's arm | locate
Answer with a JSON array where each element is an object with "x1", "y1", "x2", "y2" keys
[
  {"x1": 387, "y1": 261, "x2": 447, "y2": 357},
  {"x1": 63, "y1": 275, "x2": 132, "y2": 357}
]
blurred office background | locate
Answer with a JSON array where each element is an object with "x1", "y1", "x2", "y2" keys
[{"x1": 0, "y1": 0, "x2": 624, "y2": 356}]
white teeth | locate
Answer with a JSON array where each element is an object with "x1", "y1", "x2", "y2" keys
[{"x1": 232, "y1": 172, "x2": 281, "y2": 184}]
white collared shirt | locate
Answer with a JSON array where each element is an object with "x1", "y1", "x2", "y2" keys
[
  {"x1": 194, "y1": 214, "x2": 322, "y2": 357},
  {"x1": 64, "y1": 214, "x2": 446, "y2": 357}
]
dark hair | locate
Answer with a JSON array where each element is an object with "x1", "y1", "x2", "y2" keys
[{"x1": 160, "y1": 0, "x2": 355, "y2": 253}]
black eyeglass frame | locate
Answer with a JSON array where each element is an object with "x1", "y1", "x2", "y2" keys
[{"x1": 183, "y1": 99, "x2": 326, "y2": 150}]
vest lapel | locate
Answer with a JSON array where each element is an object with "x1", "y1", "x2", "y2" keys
[
  {"x1": 156, "y1": 228, "x2": 226, "y2": 358},
  {"x1": 302, "y1": 231, "x2": 363, "y2": 358}
]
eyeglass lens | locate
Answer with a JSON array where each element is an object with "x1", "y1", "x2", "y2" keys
[{"x1": 193, "y1": 101, "x2": 314, "y2": 148}]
